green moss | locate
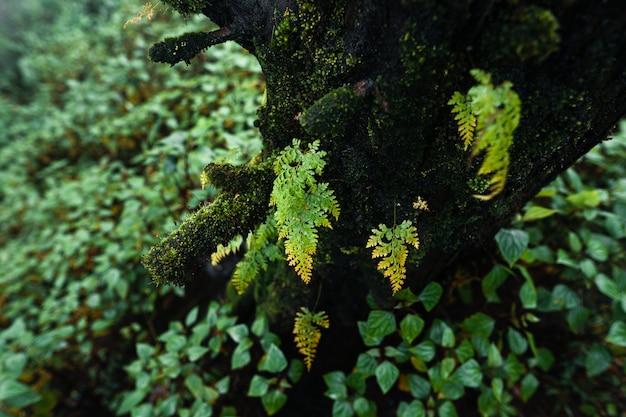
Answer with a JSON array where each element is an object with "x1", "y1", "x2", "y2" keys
[
  {"x1": 299, "y1": 86, "x2": 360, "y2": 136},
  {"x1": 161, "y1": 0, "x2": 206, "y2": 16},
  {"x1": 483, "y1": 5, "x2": 560, "y2": 63}
]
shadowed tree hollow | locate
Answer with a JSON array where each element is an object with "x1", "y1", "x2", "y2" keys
[{"x1": 143, "y1": 0, "x2": 626, "y2": 333}]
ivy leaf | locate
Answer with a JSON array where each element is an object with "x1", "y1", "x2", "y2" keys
[
  {"x1": 520, "y1": 373, "x2": 539, "y2": 402},
  {"x1": 461, "y1": 313, "x2": 495, "y2": 339},
  {"x1": 585, "y1": 344, "x2": 611, "y2": 377},
  {"x1": 248, "y1": 375, "x2": 269, "y2": 397},
  {"x1": 418, "y1": 282, "x2": 443, "y2": 312},
  {"x1": 438, "y1": 400, "x2": 459, "y2": 417},
  {"x1": 364, "y1": 310, "x2": 396, "y2": 339},
  {"x1": 398, "y1": 400, "x2": 426, "y2": 417},
  {"x1": 375, "y1": 361, "x2": 400, "y2": 394},
  {"x1": 258, "y1": 344, "x2": 288, "y2": 373},
  {"x1": 455, "y1": 359, "x2": 482, "y2": 388},
  {"x1": 408, "y1": 374, "x2": 431, "y2": 399},
  {"x1": 507, "y1": 327, "x2": 528, "y2": 355},
  {"x1": 521, "y1": 206, "x2": 559, "y2": 222},
  {"x1": 400, "y1": 314, "x2": 425, "y2": 344},
  {"x1": 606, "y1": 321, "x2": 626, "y2": 346},
  {"x1": 495, "y1": 229, "x2": 529, "y2": 267},
  {"x1": 261, "y1": 390, "x2": 288, "y2": 415},
  {"x1": 482, "y1": 265, "x2": 510, "y2": 303}
]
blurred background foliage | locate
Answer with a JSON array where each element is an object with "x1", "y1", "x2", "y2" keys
[{"x1": 0, "y1": 1, "x2": 624, "y2": 416}]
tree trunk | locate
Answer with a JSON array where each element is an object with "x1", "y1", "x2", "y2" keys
[{"x1": 143, "y1": 0, "x2": 626, "y2": 329}]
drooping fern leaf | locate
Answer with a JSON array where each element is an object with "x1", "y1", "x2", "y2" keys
[
  {"x1": 367, "y1": 220, "x2": 420, "y2": 294},
  {"x1": 270, "y1": 139, "x2": 340, "y2": 284},
  {"x1": 293, "y1": 307, "x2": 329, "y2": 371},
  {"x1": 448, "y1": 91, "x2": 477, "y2": 150},
  {"x1": 210, "y1": 234, "x2": 244, "y2": 266},
  {"x1": 230, "y1": 215, "x2": 283, "y2": 295},
  {"x1": 449, "y1": 69, "x2": 521, "y2": 200}
]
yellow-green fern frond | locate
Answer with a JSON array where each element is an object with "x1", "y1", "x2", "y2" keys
[
  {"x1": 293, "y1": 307, "x2": 329, "y2": 371},
  {"x1": 210, "y1": 234, "x2": 244, "y2": 265},
  {"x1": 270, "y1": 139, "x2": 340, "y2": 284},
  {"x1": 231, "y1": 216, "x2": 282, "y2": 294},
  {"x1": 448, "y1": 91, "x2": 476, "y2": 150},
  {"x1": 367, "y1": 221, "x2": 420, "y2": 294},
  {"x1": 449, "y1": 69, "x2": 521, "y2": 200}
]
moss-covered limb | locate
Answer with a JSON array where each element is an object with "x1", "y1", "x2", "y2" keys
[
  {"x1": 153, "y1": 0, "x2": 284, "y2": 65},
  {"x1": 143, "y1": 163, "x2": 274, "y2": 286},
  {"x1": 149, "y1": 28, "x2": 235, "y2": 65}
]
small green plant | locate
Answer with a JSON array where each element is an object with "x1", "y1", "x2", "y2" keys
[
  {"x1": 270, "y1": 139, "x2": 340, "y2": 284},
  {"x1": 293, "y1": 307, "x2": 330, "y2": 371},
  {"x1": 449, "y1": 69, "x2": 521, "y2": 200},
  {"x1": 367, "y1": 220, "x2": 420, "y2": 294}
]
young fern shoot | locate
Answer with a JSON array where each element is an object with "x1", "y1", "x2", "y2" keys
[
  {"x1": 293, "y1": 307, "x2": 330, "y2": 371},
  {"x1": 367, "y1": 220, "x2": 420, "y2": 294},
  {"x1": 449, "y1": 69, "x2": 521, "y2": 200},
  {"x1": 270, "y1": 139, "x2": 340, "y2": 284}
]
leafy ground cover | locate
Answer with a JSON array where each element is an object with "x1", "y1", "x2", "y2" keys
[{"x1": 0, "y1": 1, "x2": 625, "y2": 416}]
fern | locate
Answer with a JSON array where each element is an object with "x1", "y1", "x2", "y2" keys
[
  {"x1": 293, "y1": 307, "x2": 329, "y2": 371},
  {"x1": 123, "y1": 2, "x2": 161, "y2": 29},
  {"x1": 230, "y1": 215, "x2": 283, "y2": 295},
  {"x1": 210, "y1": 234, "x2": 244, "y2": 266},
  {"x1": 367, "y1": 220, "x2": 420, "y2": 294},
  {"x1": 270, "y1": 139, "x2": 340, "y2": 284},
  {"x1": 449, "y1": 69, "x2": 521, "y2": 200}
]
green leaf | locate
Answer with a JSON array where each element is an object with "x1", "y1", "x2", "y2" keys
[
  {"x1": 258, "y1": 344, "x2": 288, "y2": 373},
  {"x1": 606, "y1": 321, "x2": 626, "y2": 347},
  {"x1": 517, "y1": 266, "x2": 537, "y2": 309},
  {"x1": 567, "y1": 306, "x2": 590, "y2": 334},
  {"x1": 429, "y1": 319, "x2": 456, "y2": 347},
  {"x1": 287, "y1": 359, "x2": 305, "y2": 383},
  {"x1": 375, "y1": 361, "x2": 399, "y2": 394},
  {"x1": 507, "y1": 327, "x2": 528, "y2": 355},
  {"x1": 136, "y1": 343, "x2": 154, "y2": 362},
  {"x1": 261, "y1": 390, "x2": 287, "y2": 415},
  {"x1": 247, "y1": 375, "x2": 269, "y2": 397},
  {"x1": 355, "y1": 352, "x2": 378, "y2": 376},
  {"x1": 461, "y1": 313, "x2": 495, "y2": 338},
  {"x1": 185, "y1": 374, "x2": 205, "y2": 398},
  {"x1": 345, "y1": 372, "x2": 366, "y2": 395},
  {"x1": 227, "y1": 323, "x2": 249, "y2": 343},
  {"x1": 187, "y1": 346, "x2": 209, "y2": 362},
  {"x1": 332, "y1": 400, "x2": 354, "y2": 417},
  {"x1": 185, "y1": 307, "x2": 199, "y2": 326},
  {"x1": 482, "y1": 265, "x2": 510, "y2": 303},
  {"x1": 521, "y1": 206, "x2": 559, "y2": 222},
  {"x1": 357, "y1": 321, "x2": 384, "y2": 347},
  {"x1": 364, "y1": 310, "x2": 396, "y2": 339},
  {"x1": 487, "y1": 344, "x2": 503, "y2": 368},
  {"x1": 595, "y1": 274, "x2": 620, "y2": 300},
  {"x1": 408, "y1": 374, "x2": 431, "y2": 399},
  {"x1": 438, "y1": 400, "x2": 459, "y2": 417},
  {"x1": 418, "y1": 282, "x2": 443, "y2": 312},
  {"x1": 398, "y1": 400, "x2": 425, "y2": 417},
  {"x1": 586, "y1": 239, "x2": 608, "y2": 262},
  {"x1": 231, "y1": 338, "x2": 253, "y2": 370},
  {"x1": 324, "y1": 371, "x2": 348, "y2": 400},
  {"x1": 118, "y1": 390, "x2": 148, "y2": 414},
  {"x1": 492, "y1": 378, "x2": 504, "y2": 402},
  {"x1": 410, "y1": 341, "x2": 436, "y2": 362},
  {"x1": 565, "y1": 190, "x2": 600, "y2": 208},
  {"x1": 535, "y1": 348, "x2": 554, "y2": 372},
  {"x1": 504, "y1": 354, "x2": 526, "y2": 382},
  {"x1": 495, "y1": 229, "x2": 529, "y2": 267},
  {"x1": 353, "y1": 397, "x2": 377, "y2": 417},
  {"x1": 455, "y1": 339, "x2": 475, "y2": 363},
  {"x1": 585, "y1": 344, "x2": 611, "y2": 377},
  {"x1": 455, "y1": 359, "x2": 482, "y2": 388},
  {"x1": 400, "y1": 314, "x2": 425, "y2": 344},
  {"x1": 520, "y1": 373, "x2": 539, "y2": 402}
]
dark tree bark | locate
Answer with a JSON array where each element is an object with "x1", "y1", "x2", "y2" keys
[{"x1": 143, "y1": 0, "x2": 626, "y2": 330}]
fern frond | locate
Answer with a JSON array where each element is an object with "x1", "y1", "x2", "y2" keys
[
  {"x1": 231, "y1": 216, "x2": 282, "y2": 294},
  {"x1": 270, "y1": 139, "x2": 340, "y2": 284},
  {"x1": 210, "y1": 234, "x2": 244, "y2": 265},
  {"x1": 293, "y1": 307, "x2": 329, "y2": 371},
  {"x1": 448, "y1": 91, "x2": 476, "y2": 150},
  {"x1": 367, "y1": 221, "x2": 419, "y2": 294},
  {"x1": 449, "y1": 69, "x2": 521, "y2": 200}
]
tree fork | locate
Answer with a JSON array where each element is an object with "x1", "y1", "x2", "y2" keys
[{"x1": 143, "y1": 0, "x2": 626, "y2": 325}]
